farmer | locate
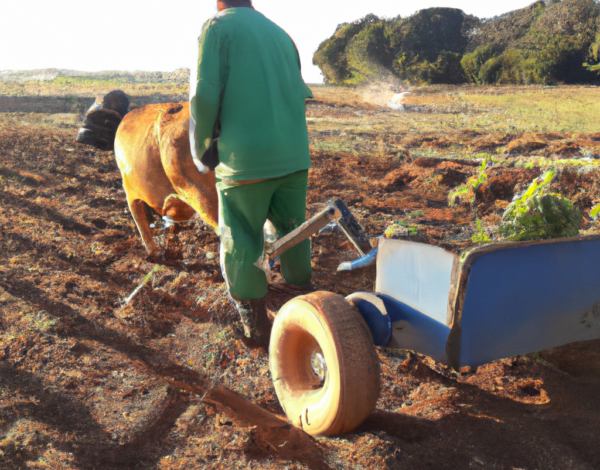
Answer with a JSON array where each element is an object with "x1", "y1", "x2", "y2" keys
[{"x1": 189, "y1": 0, "x2": 314, "y2": 346}]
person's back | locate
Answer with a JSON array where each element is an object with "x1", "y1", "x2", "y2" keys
[{"x1": 191, "y1": 7, "x2": 313, "y2": 182}]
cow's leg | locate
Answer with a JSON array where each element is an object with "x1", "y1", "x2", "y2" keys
[{"x1": 128, "y1": 197, "x2": 159, "y2": 256}]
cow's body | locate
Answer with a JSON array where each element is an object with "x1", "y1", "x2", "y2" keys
[{"x1": 114, "y1": 102, "x2": 219, "y2": 255}]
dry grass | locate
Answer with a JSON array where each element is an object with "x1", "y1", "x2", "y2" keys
[
  {"x1": 4, "y1": 80, "x2": 598, "y2": 135},
  {"x1": 4, "y1": 82, "x2": 599, "y2": 163},
  {"x1": 0, "y1": 112, "x2": 81, "y2": 129},
  {"x1": 311, "y1": 84, "x2": 600, "y2": 135},
  {"x1": 305, "y1": 84, "x2": 600, "y2": 161},
  {"x1": 0, "y1": 78, "x2": 187, "y2": 98}
]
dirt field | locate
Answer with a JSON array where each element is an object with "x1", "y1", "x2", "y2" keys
[{"x1": 1, "y1": 83, "x2": 600, "y2": 469}]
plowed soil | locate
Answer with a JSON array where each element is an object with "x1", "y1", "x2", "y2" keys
[{"x1": 1, "y1": 90, "x2": 600, "y2": 470}]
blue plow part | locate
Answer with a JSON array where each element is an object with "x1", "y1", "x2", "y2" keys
[
  {"x1": 346, "y1": 292, "x2": 450, "y2": 363},
  {"x1": 346, "y1": 291, "x2": 392, "y2": 346},
  {"x1": 337, "y1": 245, "x2": 379, "y2": 272},
  {"x1": 379, "y1": 294, "x2": 450, "y2": 363},
  {"x1": 350, "y1": 236, "x2": 600, "y2": 370},
  {"x1": 447, "y1": 236, "x2": 600, "y2": 369}
]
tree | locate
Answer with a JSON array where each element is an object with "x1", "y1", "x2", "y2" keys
[{"x1": 313, "y1": 1, "x2": 600, "y2": 86}]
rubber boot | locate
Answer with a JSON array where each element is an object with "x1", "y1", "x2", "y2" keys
[{"x1": 231, "y1": 297, "x2": 271, "y2": 348}]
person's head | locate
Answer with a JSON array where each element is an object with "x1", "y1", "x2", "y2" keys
[{"x1": 217, "y1": 0, "x2": 253, "y2": 11}]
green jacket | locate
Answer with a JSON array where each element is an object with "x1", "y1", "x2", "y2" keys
[{"x1": 190, "y1": 7, "x2": 313, "y2": 182}]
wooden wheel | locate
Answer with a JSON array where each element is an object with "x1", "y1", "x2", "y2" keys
[{"x1": 269, "y1": 291, "x2": 380, "y2": 436}]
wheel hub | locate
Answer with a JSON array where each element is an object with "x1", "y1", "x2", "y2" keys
[{"x1": 311, "y1": 351, "x2": 327, "y2": 382}]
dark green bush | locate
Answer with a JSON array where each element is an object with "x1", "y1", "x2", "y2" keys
[
  {"x1": 463, "y1": 0, "x2": 600, "y2": 84},
  {"x1": 584, "y1": 30, "x2": 600, "y2": 73},
  {"x1": 314, "y1": 8, "x2": 475, "y2": 85},
  {"x1": 313, "y1": 15, "x2": 382, "y2": 83},
  {"x1": 313, "y1": 0, "x2": 600, "y2": 85},
  {"x1": 345, "y1": 21, "x2": 394, "y2": 83},
  {"x1": 396, "y1": 52, "x2": 466, "y2": 85},
  {"x1": 461, "y1": 45, "x2": 497, "y2": 83}
]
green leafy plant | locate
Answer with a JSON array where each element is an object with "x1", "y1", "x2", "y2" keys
[
  {"x1": 591, "y1": 203, "x2": 600, "y2": 220},
  {"x1": 448, "y1": 155, "x2": 490, "y2": 207},
  {"x1": 499, "y1": 170, "x2": 582, "y2": 241},
  {"x1": 472, "y1": 219, "x2": 492, "y2": 244},
  {"x1": 469, "y1": 155, "x2": 491, "y2": 188}
]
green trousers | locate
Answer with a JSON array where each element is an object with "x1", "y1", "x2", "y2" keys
[{"x1": 218, "y1": 170, "x2": 311, "y2": 300}]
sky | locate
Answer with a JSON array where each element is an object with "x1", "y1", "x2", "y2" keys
[{"x1": 1, "y1": 0, "x2": 537, "y2": 84}]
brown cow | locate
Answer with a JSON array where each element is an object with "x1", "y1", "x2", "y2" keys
[{"x1": 114, "y1": 101, "x2": 219, "y2": 256}]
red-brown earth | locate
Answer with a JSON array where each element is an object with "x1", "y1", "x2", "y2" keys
[{"x1": 1, "y1": 109, "x2": 600, "y2": 469}]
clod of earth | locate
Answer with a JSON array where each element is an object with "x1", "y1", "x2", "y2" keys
[{"x1": 505, "y1": 137, "x2": 548, "y2": 155}]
